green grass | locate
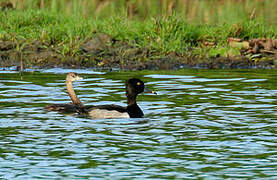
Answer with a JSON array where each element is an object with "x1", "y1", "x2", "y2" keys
[{"x1": 0, "y1": 6, "x2": 276, "y2": 58}]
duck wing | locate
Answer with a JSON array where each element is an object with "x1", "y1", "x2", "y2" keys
[
  {"x1": 86, "y1": 104, "x2": 127, "y2": 112},
  {"x1": 44, "y1": 103, "x2": 78, "y2": 113},
  {"x1": 76, "y1": 104, "x2": 128, "y2": 119}
]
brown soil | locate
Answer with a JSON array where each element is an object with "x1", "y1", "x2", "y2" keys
[{"x1": 0, "y1": 33, "x2": 276, "y2": 70}]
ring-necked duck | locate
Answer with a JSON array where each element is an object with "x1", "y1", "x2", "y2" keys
[{"x1": 77, "y1": 78, "x2": 157, "y2": 119}]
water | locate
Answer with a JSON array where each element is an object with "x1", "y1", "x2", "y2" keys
[{"x1": 0, "y1": 68, "x2": 277, "y2": 179}]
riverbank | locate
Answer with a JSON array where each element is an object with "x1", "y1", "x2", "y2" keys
[{"x1": 0, "y1": 9, "x2": 277, "y2": 70}]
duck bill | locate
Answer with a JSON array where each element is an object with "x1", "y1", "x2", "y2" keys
[
  {"x1": 144, "y1": 87, "x2": 157, "y2": 95},
  {"x1": 76, "y1": 76, "x2": 83, "y2": 81}
]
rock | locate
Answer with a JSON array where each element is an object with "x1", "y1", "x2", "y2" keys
[{"x1": 80, "y1": 33, "x2": 115, "y2": 54}]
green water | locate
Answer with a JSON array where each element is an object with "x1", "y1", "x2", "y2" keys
[{"x1": 0, "y1": 68, "x2": 277, "y2": 179}]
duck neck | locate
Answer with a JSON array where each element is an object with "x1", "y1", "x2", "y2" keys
[
  {"x1": 66, "y1": 80, "x2": 83, "y2": 107},
  {"x1": 126, "y1": 92, "x2": 144, "y2": 118},
  {"x1": 127, "y1": 93, "x2": 137, "y2": 106}
]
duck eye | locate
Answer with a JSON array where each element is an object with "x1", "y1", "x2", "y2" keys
[{"x1": 137, "y1": 82, "x2": 141, "y2": 86}]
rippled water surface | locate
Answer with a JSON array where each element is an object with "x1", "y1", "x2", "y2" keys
[{"x1": 0, "y1": 68, "x2": 277, "y2": 179}]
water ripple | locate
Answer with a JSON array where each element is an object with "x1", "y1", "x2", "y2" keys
[{"x1": 0, "y1": 69, "x2": 277, "y2": 179}]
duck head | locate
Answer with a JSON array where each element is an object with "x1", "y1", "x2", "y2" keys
[
  {"x1": 126, "y1": 78, "x2": 157, "y2": 102},
  {"x1": 66, "y1": 72, "x2": 83, "y2": 82}
]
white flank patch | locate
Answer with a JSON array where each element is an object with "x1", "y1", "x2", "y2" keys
[{"x1": 88, "y1": 109, "x2": 129, "y2": 119}]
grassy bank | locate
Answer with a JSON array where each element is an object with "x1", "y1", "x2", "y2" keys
[
  {"x1": 1, "y1": 9, "x2": 276, "y2": 54},
  {"x1": 0, "y1": 0, "x2": 277, "y2": 69}
]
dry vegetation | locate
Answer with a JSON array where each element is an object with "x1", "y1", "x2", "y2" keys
[{"x1": 4, "y1": 0, "x2": 276, "y2": 24}]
